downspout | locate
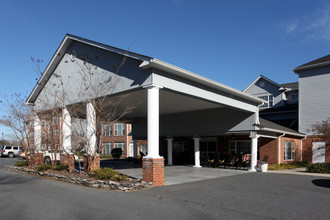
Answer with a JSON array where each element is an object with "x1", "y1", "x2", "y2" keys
[
  {"x1": 278, "y1": 133, "x2": 286, "y2": 164},
  {"x1": 300, "y1": 135, "x2": 307, "y2": 162}
]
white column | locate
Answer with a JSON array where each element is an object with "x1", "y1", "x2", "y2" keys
[
  {"x1": 166, "y1": 138, "x2": 173, "y2": 165},
  {"x1": 62, "y1": 107, "x2": 72, "y2": 154},
  {"x1": 249, "y1": 131, "x2": 259, "y2": 172},
  {"x1": 193, "y1": 137, "x2": 201, "y2": 168},
  {"x1": 86, "y1": 101, "x2": 96, "y2": 155},
  {"x1": 34, "y1": 113, "x2": 41, "y2": 153},
  {"x1": 144, "y1": 85, "x2": 163, "y2": 159}
]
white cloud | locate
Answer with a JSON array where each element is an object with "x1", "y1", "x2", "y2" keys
[{"x1": 283, "y1": 4, "x2": 330, "y2": 41}]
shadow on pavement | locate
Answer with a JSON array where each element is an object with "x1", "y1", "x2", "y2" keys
[{"x1": 312, "y1": 179, "x2": 330, "y2": 188}]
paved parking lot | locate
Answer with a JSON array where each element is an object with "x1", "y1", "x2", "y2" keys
[{"x1": 1, "y1": 157, "x2": 330, "y2": 220}]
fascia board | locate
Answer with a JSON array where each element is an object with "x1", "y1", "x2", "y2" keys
[
  {"x1": 139, "y1": 59, "x2": 264, "y2": 105},
  {"x1": 293, "y1": 61, "x2": 330, "y2": 73}
]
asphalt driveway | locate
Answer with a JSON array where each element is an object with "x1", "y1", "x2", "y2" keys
[{"x1": 1, "y1": 157, "x2": 330, "y2": 220}]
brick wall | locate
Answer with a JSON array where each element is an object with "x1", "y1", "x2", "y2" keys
[
  {"x1": 83, "y1": 155, "x2": 100, "y2": 172},
  {"x1": 259, "y1": 138, "x2": 278, "y2": 165},
  {"x1": 30, "y1": 153, "x2": 44, "y2": 166},
  {"x1": 142, "y1": 158, "x2": 165, "y2": 186},
  {"x1": 60, "y1": 154, "x2": 75, "y2": 171},
  {"x1": 302, "y1": 135, "x2": 329, "y2": 163},
  {"x1": 279, "y1": 136, "x2": 302, "y2": 164}
]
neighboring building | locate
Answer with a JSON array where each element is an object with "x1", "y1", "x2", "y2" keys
[
  {"x1": 293, "y1": 54, "x2": 330, "y2": 163},
  {"x1": 244, "y1": 75, "x2": 299, "y2": 131}
]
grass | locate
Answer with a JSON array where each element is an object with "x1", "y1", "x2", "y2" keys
[
  {"x1": 99, "y1": 154, "x2": 113, "y2": 159},
  {"x1": 268, "y1": 161, "x2": 309, "y2": 170},
  {"x1": 14, "y1": 160, "x2": 28, "y2": 167}
]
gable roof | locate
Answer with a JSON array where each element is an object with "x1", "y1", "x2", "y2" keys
[
  {"x1": 258, "y1": 118, "x2": 305, "y2": 137},
  {"x1": 26, "y1": 34, "x2": 263, "y2": 106},
  {"x1": 293, "y1": 54, "x2": 330, "y2": 73},
  {"x1": 243, "y1": 75, "x2": 284, "y2": 92}
]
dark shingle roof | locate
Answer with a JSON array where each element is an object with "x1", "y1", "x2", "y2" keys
[
  {"x1": 294, "y1": 54, "x2": 330, "y2": 72},
  {"x1": 281, "y1": 82, "x2": 298, "y2": 90},
  {"x1": 259, "y1": 118, "x2": 303, "y2": 135}
]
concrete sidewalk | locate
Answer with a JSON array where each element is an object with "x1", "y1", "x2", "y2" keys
[
  {"x1": 267, "y1": 167, "x2": 330, "y2": 178},
  {"x1": 117, "y1": 165, "x2": 249, "y2": 185}
]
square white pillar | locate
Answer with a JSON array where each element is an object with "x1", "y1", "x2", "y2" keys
[
  {"x1": 166, "y1": 138, "x2": 173, "y2": 165},
  {"x1": 34, "y1": 113, "x2": 41, "y2": 153},
  {"x1": 193, "y1": 137, "x2": 201, "y2": 168},
  {"x1": 144, "y1": 85, "x2": 163, "y2": 159},
  {"x1": 62, "y1": 107, "x2": 72, "y2": 154},
  {"x1": 86, "y1": 102, "x2": 96, "y2": 155},
  {"x1": 249, "y1": 131, "x2": 258, "y2": 172}
]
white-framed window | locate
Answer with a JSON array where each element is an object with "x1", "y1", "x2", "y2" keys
[
  {"x1": 138, "y1": 144, "x2": 148, "y2": 155},
  {"x1": 102, "y1": 124, "x2": 112, "y2": 136},
  {"x1": 54, "y1": 129, "x2": 59, "y2": 138},
  {"x1": 258, "y1": 95, "x2": 274, "y2": 108},
  {"x1": 114, "y1": 142, "x2": 125, "y2": 155},
  {"x1": 229, "y1": 141, "x2": 251, "y2": 154},
  {"x1": 53, "y1": 116, "x2": 59, "y2": 125},
  {"x1": 114, "y1": 123, "x2": 125, "y2": 136},
  {"x1": 103, "y1": 142, "x2": 112, "y2": 154},
  {"x1": 284, "y1": 141, "x2": 295, "y2": 161}
]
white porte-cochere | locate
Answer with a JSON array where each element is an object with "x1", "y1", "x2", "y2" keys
[
  {"x1": 249, "y1": 131, "x2": 259, "y2": 172},
  {"x1": 62, "y1": 107, "x2": 72, "y2": 154},
  {"x1": 86, "y1": 102, "x2": 96, "y2": 155},
  {"x1": 144, "y1": 84, "x2": 163, "y2": 159}
]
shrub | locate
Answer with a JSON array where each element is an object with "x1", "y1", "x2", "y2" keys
[
  {"x1": 14, "y1": 160, "x2": 28, "y2": 167},
  {"x1": 99, "y1": 154, "x2": 113, "y2": 159},
  {"x1": 268, "y1": 161, "x2": 309, "y2": 170},
  {"x1": 52, "y1": 164, "x2": 68, "y2": 171},
  {"x1": 111, "y1": 148, "x2": 123, "y2": 159},
  {"x1": 92, "y1": 167, "x2": 127, "y2": 181},
  {"x1": 37, "y1": 164, "x2": 52, "y2": 171},
  {"x1": 306, "y1": 163, "x2": 330, "y2": 174}
]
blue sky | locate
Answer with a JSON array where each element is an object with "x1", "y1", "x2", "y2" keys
[{"x1": 1, "y1": 0, "x2": 330, "y2": 137}]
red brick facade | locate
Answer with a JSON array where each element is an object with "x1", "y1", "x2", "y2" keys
[
  {"x1": 142, "y1": 158, "x2": 165, "y2": 186},
  {"x1": 60, "y1": 154, "x2": 75, "y2": 171},
  {"x1": 301, "y1": 136, "x2": 330, "y2": 163}
]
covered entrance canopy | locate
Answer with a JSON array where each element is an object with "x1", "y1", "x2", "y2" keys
[{"x1": 26, "y1": 34, "x2": 264, "y2": 185}]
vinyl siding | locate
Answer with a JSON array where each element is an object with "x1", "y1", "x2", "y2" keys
[{"x1": 298, "y1": 66, "x2": 330, "y2": 134}]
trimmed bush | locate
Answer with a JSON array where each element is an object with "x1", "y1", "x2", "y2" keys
[
  {"x1": 111, "y1": 148, "x2": 123, "y2": 159},
  {"x1": 53, "y1": 164, "x2": 68, "y2": 171},
  {"x1": 92, "y1": 167, "x2": 128, "y2": 181},
  {"x1": 307, "y1": 163, "x2": 330, "y2": 174},
  {"x1": 14, "y1": 160, "x2": 28, "y2": 167},
  {"x1": 37, "y1": 164, "x2": 52, "y2": 171}
]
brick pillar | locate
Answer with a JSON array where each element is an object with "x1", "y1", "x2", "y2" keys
[
  {"x1": 142, "y1": 158, "x2": 165, "y2": 186},
  {"x1": 83, "y1": 155, "x2": 100, "y2": 172},
  {"x1": 30, "y1": 153, "x2": 44, "y2": 166},
  {"x1": 60, "y1": 154, "x2": 75, "y2": 171}
]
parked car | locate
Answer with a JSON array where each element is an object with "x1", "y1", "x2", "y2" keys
[
  {"x1": 1, "y1": 145, "x2": 23, "y2": 158},
  {"x1": 44, "y1": 150, "x2": 79, "y2": 164}
]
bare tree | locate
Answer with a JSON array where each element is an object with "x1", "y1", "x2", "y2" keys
[
  {"x1": 0, "y1": 93, "x2": 34, "y2": 165},
  {"x1": 311, "y1": 118, "x2": 330, "y2": 147}
]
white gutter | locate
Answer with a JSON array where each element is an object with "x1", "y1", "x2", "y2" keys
[
  {"x1": 139, "y1": 59, "x2": 264, "y2": 105},
  {"x1": 262, "y1": 127, "x2": 305, "y2": 138},
  {"x1": 300, "y1": 135, "x2": 307, "y2": 162},
  {"x1": 278, "y1": 133, "x2": 286, "y2": 164}
]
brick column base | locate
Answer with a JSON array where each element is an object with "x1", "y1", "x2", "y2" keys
[
  {"x1": 142, "y1": 158, "x2": 165, "y2": 186},
  {"x1": 30, "y1": 153, "x2": 44, "y2": 166},
  {"x1": 60, "y1": 154, "x2": 75, "y2": 171},
  {"x1": 83, "y1": 155, "x2": 100, "y2": 172}
]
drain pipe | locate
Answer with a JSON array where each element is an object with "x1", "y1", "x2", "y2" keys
[
  {"x1": 278, "y1": 133, "x2": 286, "y2": 164},
  {"x1": 300, "y1": 135, "x2": 307, "y2": 162}
]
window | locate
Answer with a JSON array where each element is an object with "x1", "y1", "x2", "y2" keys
[
  {"x1": 103, "y1": 142, "x2": 112, "y2": 154},
  {"x1": 229, "y1": 141, "x2": 251, "y2": 154},
  {"x1": 102, "y1": 124, "x2": 112, "y2": 136},
  {"x1": 290, "y1": 93, "x2": 298, "y2": 101},
  {"x1": 54, "y1": 129, "x2": 59, "y2": 138},
  {"x1": 258, "y1": 95, "x2": 274, "y2": 108},
  {"x1": 114, "y1": 123, "x2": 125, "y2": 136},
  {"x1": 30, "y1": 132, "x2": 34, "y2": 139},
  {"x1": 284, "y1": 141, "x2": 295, "y2": 161},
  {"x1": 53, "y1": 116, "x2": 59, "y2": 125},
  {"x1": 29, "y1": 121, "x2": 34, "y2": 128},
  {"x1": 138, "y1": 144, "x2": 148, "y2": 155},
  {"x1": 114, "y1": 142, "x2": 125, "y2": 155},
  {"x1": 13, "y1": 147, "x2": 18, "y2": 150}
]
